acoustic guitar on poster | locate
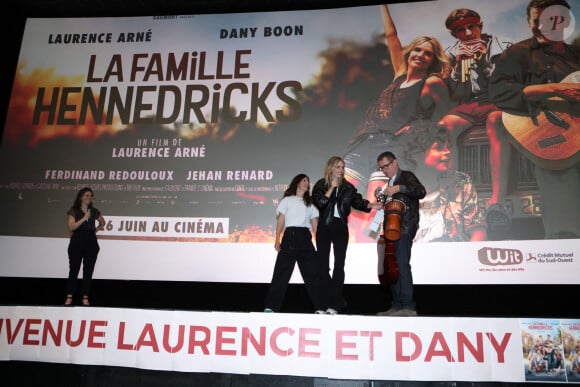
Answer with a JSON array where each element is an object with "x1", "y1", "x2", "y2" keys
[{"x1": 501, "y1": 71, "x2": 580, "y2": 170}]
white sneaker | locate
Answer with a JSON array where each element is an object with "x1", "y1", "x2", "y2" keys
[
  {"x1": 390, "y1": 309, "x2": 417, "y2": 317},
  {"x1": 325, "y1": 308, "x2": 338, "y2": 315},
  {"x1": 377, "y1": 307, "x2": 398, "y2": 316},
  {"x1": 315, "y1": 310, "x2": 326, "y2": 314}
]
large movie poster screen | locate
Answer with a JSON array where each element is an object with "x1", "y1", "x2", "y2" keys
[{"x1": 1, "y1": 0, "x2": 578, "y2": 284}]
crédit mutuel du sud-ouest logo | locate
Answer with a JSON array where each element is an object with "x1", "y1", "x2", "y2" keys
[{"x1": 477, "y1": 246, "x2": 575, "y2": 272}]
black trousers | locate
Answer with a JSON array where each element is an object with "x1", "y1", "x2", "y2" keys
[
  {"x1": 316, "y1": 219, "x2": 349, "y2": 311},
  {"x1": 66, "y1": 232, "x2": 100, "y2": 297},
  {"x1": 265, "y1": 227, "x2": 324, "y2": 312}
]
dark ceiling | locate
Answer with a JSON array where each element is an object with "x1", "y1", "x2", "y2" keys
[{"x1": 7, "y1": 0, "x2": 416, "y2": 17}]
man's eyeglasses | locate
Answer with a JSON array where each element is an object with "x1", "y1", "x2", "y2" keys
[{"x1": 378, "y1": 160, "x2": 394, "y2": 171}]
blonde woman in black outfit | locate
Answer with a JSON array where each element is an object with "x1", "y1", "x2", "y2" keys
[{"x1": 312, "y1": 156, "x2": 382, "y2": 314}]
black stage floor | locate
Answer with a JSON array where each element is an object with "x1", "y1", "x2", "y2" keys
[{"x1": 1, "y1": 277, "x2": 577, "y2": 317}]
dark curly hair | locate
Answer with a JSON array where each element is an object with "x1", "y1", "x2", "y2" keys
[
  {"x1": 72, "y1": 187, "x2": 94, "y2": 208},
  {"x1": 283, "y1": 174, "x2": 313, "y2": 206}
]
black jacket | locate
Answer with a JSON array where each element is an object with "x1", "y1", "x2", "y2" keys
[
  {"x1": 312, "y1": 179, "x2": 370, "y2": 226},
  {"x1": 386, "y1": 170, "x2": 426, "y2": 239}
]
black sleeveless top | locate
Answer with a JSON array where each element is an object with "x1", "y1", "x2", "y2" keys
[{"x1": 357, "y1": 75, "x2": 436, "y2": 135}]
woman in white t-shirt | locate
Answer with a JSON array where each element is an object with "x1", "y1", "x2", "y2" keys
[{"x1": 264, "y1": 174, "x2": 326, "y2": 314}]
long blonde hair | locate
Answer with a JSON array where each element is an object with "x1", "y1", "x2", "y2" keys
[
  {"x1": 323, "y1": 156, "x2": 345, "y2": 186},
  {"x1": 400, "y1": 36, "x2": 451, "y2": 78}
]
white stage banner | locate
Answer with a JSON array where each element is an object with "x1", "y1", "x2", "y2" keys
[{"x1": 1, "y1": 306, "x2": 579, "y2": 383}]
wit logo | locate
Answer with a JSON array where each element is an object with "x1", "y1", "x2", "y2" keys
[{"x1": 478, "y1": 247, "x2": 524, "y2": 266}]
